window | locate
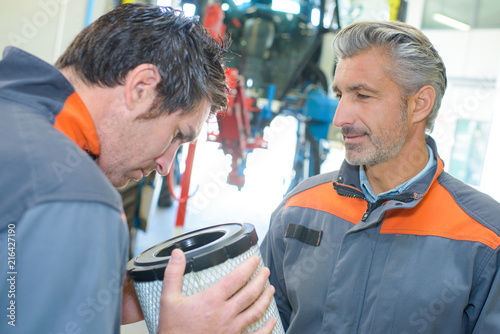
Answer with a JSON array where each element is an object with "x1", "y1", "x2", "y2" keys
[
  {"x1": 476, "y1": 0, "x2": 500, "y2": 28},
  {"x1": 422, "y1": 0, "x2": 500, "y2": 30}
]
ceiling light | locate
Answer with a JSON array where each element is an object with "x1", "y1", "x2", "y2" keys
[{"x1": 433, "y1": 13, "x2": 470, "y2": 31}]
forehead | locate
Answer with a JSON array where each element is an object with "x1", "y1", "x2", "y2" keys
[
  {"x1": 178, "y1": 99, "x2": 211, "y2": 136},
  {"x1": 333, "y1": 48, "x2": 392, "y2": 88},
  {"x1": 191, "y1": 98, "x2": 211, "y2": 124}
]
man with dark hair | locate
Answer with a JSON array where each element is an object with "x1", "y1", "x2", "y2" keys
[
  {"x1": 261, "y1": 20, "x2": 500, "y2": 333},
  {"x1": 0, "y1": 4, "x2": 275, "y2": 333}
]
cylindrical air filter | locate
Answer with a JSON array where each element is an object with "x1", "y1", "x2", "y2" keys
[{"x1": 127, "y1": 223, "x2": 285, "y2": 334}]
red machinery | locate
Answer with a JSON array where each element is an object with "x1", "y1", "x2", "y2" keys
[
  {"x1": 173, "y1": 3, "x2": 267, "y2": 229},
  {"x1": 205, "y1": 3, "x2": 267, "y2": 189},
  {"x1": 208, "y1": 67, "x2": 268, "y2": 189}
]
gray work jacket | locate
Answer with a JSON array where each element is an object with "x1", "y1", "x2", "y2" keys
[
  {"x1": 0, "y1": 47, "x2": 129, "y2": 333},
  {"x1": 262, "y1": 137, "x2": 500, "y2": 333}
]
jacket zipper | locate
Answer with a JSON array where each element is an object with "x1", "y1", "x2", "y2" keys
[
  {"x1": 334, "y1": 182, "x2": 418, "y2": 221},
  {"x1": 333, "y1": 183, "x2": 374, "y2": 221},
  {"x1": 333, "y1": 182, "x2": 366, "y2": 200},
  {"x1": 361, "y1": 193, "x2": 418, "y2": 221}
]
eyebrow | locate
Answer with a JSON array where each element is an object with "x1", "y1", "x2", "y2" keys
[
  {"x1": 183, "y1": 125, "x2": 197, "y2": 143},
  {"x1": 332, "y1": 83, "x2": 380, "y2": 94}
]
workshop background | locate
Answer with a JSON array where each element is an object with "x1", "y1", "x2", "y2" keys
[{"x1": 1, "y1": 0, "x2": 500, "y2": 333}]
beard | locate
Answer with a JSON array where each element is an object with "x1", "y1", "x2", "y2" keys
[
  {"x1": 99, "y1": 163, "x2": 134, "y2": 188},
  {"x1": 100, "y1": 163, "x2": 156, "y2": 188},
  {"x1": 343, "y1": 101, "x2": 409, "y2": 166}
]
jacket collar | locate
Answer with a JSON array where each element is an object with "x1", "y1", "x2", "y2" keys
[
  {"x1": 0, "y1": 47, "x2": 100, "y2": 159},
  {"x1": 0, "y1": 47, "x2": 75, "y2": 123},
  {"x1": 334, "y1": 136, "x2": 444, "y2": 199},
  {"x1": 54, "y1": 92, "x2": 100, "y2": 158}
]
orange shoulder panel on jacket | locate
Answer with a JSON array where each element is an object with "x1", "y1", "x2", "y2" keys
[
  {"x1": 380, "y1": 183, "x2": 500, "y2": 249},
  {"x1": 284, "y1": 183, "x2": 366, "y2": 224}
]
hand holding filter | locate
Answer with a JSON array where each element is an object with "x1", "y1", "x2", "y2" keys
[{"x1": 127, "y1": 223, "x2": 285, "y2": 334}]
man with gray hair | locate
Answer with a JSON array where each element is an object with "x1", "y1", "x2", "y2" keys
[{"x1": 261, "y1": 20, "x2": 500, "y2": 333}]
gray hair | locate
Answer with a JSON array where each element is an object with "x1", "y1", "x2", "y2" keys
[{"x1": 332, "y1": 20, "x2": 447, "y2": 132}]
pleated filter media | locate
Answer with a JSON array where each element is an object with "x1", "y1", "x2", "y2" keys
[{"x1": 127, "y1": 223, "x2": 285, "y2": 334}]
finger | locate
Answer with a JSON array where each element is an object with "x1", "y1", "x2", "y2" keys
[
  {"x1": 249, "y1": 318, "x2": 277, "y2": 334},
  {"x1": 210, "y1": 255, "x2": 260, "y2": 300},
  {"x1": 235, "y1": 284, "x2": 275, "y2": 330},
  {"x1": 121, "y1": 276, "x2": 144, "y2": 324},
  {"x1": 161, "y1": 248, "x2": 186, "y2": 298},
  {"x1": 229, "y1": 266, "x2": 270, "y2": 313}
]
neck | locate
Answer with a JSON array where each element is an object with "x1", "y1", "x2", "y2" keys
[
  {"x1": 59, "y1": 67, "x2": 124, "y2": 126},
  {"x1": 364, "y1": 133, "x2": 429, "y2": 195}
]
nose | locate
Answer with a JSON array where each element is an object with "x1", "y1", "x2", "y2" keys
[
  {"x1": 155, "y1": 145, "x2": 180, "y2": 176},
  {"x1": 332, "y1": 97, "x2": 352, "y2": 128}
]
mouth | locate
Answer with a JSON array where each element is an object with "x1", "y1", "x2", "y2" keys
[
  {"x1": 130, "y1": 170, "x2": 144, "y2": 181},
  {"x1": 341, "y1": 127, "x2": 368, "y2": 144},
  {"x1": 343, "y1": 133, "x2": 367, "y2": 144},
  {"x1": 133, "y1": 169, "x2": 147, "y2": 180},
  {"x1": 142, "y1": 169, "x2": 156, "y2": 178}
]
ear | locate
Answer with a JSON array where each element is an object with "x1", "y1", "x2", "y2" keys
[
  {"x1": 409, "y1": 85, "x2": 436, "y2": 124},
  {"x1": 124, "y1": 63, "x2": 161, "y2": 111}
]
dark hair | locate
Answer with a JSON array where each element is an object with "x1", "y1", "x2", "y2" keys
[
  {"x1": 55, "y1": 3, "x2": 229, "y2": 117},
  {"x1": 333, "y1": 20, "x2": 447, "y2": 133}
]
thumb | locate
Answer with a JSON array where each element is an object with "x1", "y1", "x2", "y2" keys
[{"x1": 162, "y1": 248, "x2": 186, "y2": 297}]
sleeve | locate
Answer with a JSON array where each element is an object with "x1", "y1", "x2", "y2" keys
[
  {"x1": 260, "y1": 203, "x2": 292, "y2": 331},
  {"x1": 469, "y1": 248, "x2": 500, "y2": 333},
  {"x1": 0, "y1": 201, "x2": 129, "y2": 334}
]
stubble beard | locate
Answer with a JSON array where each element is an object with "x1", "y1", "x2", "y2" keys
[
  {"x1": 344, "y1": 102, "x2": 408, "y2": 166},
  {"x1": 98, "y1": 160, "x2": 130, "y2": 188}
]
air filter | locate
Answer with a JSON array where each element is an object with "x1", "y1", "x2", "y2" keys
[{"x1": 127, "y1": 223, "x2": 284, "y2": 334}]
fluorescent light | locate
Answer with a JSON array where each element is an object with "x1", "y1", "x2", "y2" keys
[
  {"x1": 272, "y1": 0, "x2": 300, "y2": 15},
  {"x1": 233, "y1": 0, "x2": 250, "y2": 5},
  {"x1": 311, "y1": 8, "x2": 320, "y2": 26},
  {"x1": 157, "y1": 0, "x2": 172, "y2": 6},
  {"x1": 182, "y1": 3, "x2": 196, "y2": 17},
  {"x1": 433, "y1": 13, "x2": 470, "y2": 31}
]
